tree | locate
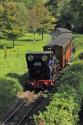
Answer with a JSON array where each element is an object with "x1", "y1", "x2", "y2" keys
[
  {"x1": 46, "y1": 0, "x2": 58, "y2": 16},
  {"x1": 56, "y1": 0, "x2": 73, "y2": 30},
  {"x1": 28, "y1": 6, "x2": 40, "y2": 43},
  {"x1": 70, "y1": 0, "x2": 83, "y2": 32},
  {"x1": 1, "y1": 2, "x2": 28, "y2": 47},
  {"x1": 0, "y1": 4, "x2": 4, "y2": 38},
  {"x1": 46, "y1": 0, "x2": 83, "y2": 32},
  {"x1": 36, "y1": 2, "x2": 55, "y2": 40},
  {"x1": 28, "y1": 1, "x2": 55, "y2": 41}
]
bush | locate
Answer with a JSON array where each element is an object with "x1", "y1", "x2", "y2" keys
[
  {"x1": 34, "y1": 92, "x2": 80, "y2": 125},
  {"x1": 0, "y1": 77, "x2": 23, "y2": 119},
  {"x1": 69, "y1": 63, "x2": 83, "y2": 73},
  {"x1": 78, "y1": 52, "x2": 83, "y2": 60},
  {"x1": 58, "y1": 71, "x2": 82, "y2": 92}
]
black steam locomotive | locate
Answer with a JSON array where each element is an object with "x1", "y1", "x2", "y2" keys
[{"x1": 25, "y1": 28, "x2": 72, "y2": 89}]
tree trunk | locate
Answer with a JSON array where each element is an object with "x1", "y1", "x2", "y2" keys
[
  {"x1": 13, "y1": 39, "x2": 15, "y2": 48},
  {"x1": 4, "y1": 46, "x2": 7, "y2": 59},
  {"x1": 41, "y1": 31, "x2": 44, "y2": 40},
  {"x1": 33, "y1": 32, "x2": 36, "y2": 44}
]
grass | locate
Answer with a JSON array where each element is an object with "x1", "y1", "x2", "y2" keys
[
  {"x1": 72, "y1": 34, "x2": 83, "y2": 58},
  {"x1": 0, "y1": 32, "x2": 83, "y2": 120},
  {"x1": 0, "y1": 33, "x2": 50, "y2": 76}
]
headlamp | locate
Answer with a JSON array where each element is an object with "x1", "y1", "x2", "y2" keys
[
  {"x1": 28, "y1": 55, "x2": 34, "y2": 61},
  {"x1": 42, "y1": 55, "x2": 48, "y2": 61}
]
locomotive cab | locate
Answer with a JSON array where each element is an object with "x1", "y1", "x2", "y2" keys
[{"x1": 25, "y1": 51, "x2": 55, "y2": 89}]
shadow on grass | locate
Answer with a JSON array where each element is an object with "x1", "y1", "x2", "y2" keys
[
  {"x1": 18, "y1": 38, "x2": 41, "y2": 42},
  {"x1": 0, "y1": 78, "x2": 19, "y2": 120},
  {"x1": 6, "y1": 46, "x2": 13, "y2": 49},
  {"x1": 0, "y1": 45, "x2": 3, "y2": 49},
  {"x1": 6, "y1": 72, "x2": 28, "y2": 89},
  {"x1": 0, "y1": 45, "x2": 13, "y2": 50}
]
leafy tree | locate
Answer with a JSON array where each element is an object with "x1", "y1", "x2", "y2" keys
[
  {"x1": 46, "y1": 0, "x2": 58, "y2": 16},
  {"x1": 46, "y1": 0, "x2": 83, "y2": 32},
  {"x1": 56, "y1": 0, "x2": 73, "y2": 29},
  {"x1": 70, "y1": 0, "x2": 83, "y2": 32},
  {"x1": 1, "y1": 2, "x2": 28, "y2": 47},
  {"x1": 0, "y1": 4, "x2": 4, "y2": 38},
  {"x1": 28, "y1": 6, "x2": 40, "y2": 43},
  {"x1": 36, "y1": 1, "x2": 55, "y2": 40},
  {"x1": 28, "y1": 1, "x2": 55, "y2": 41}
]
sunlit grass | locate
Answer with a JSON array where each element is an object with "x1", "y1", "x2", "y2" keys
[{"x1": 72, "y1": 34, "x2": 83, "y2": 58}]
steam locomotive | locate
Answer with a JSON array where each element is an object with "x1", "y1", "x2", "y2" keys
[{"x1": 25, "y1": 28, "x2": 72, "y2": 89}]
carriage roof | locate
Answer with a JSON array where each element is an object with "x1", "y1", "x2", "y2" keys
[{"x1": 44, "y1": 28, "x2": 72, "y2": 48}]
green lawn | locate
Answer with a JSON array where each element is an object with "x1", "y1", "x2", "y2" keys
[{"x1": 72, "y1": 34, "x2": 83, "y2": 58}]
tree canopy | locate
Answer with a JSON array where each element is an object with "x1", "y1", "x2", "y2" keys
[
  {"x1": 28, "y1": 1, "x2": 55, "y2": 40},
  {"x1": 0, "y1": 1, "x2": 28, "y2": 47},
  {"x1": 0, "y1": 0, "x2": 83, "y2": 38},
  {"x1": 46, "y1": 0, "x2": 83, "y2": 32}
]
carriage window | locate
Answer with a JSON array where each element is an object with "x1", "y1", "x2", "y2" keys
[{"x1": 34, "y1": 62, "x2": 42, "y2": 66}]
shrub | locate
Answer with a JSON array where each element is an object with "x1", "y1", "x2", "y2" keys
[
  {"x1": 34, "y1": 92, "x2": 80, "y2": 125},
  {"x1": 78, "y1": 52, "x2": 83, "y2": 60},
  {"x1": 69, "y1": 63, "x2": 83, "y2": 73}
]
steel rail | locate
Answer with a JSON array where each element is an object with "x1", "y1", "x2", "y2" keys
[
  {"x1": 3, "y1": 102, "x2": 24, "y2": 124},
  {"x1": 2, "y1": 92, "x2": 42, "y2": 125},
  {"x1": 17, "y1": 105, "x2": 34, "y2": 125}
]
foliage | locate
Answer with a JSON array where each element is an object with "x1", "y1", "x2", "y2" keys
[
  {"x1": 28, "y1": 1, "x2": 55, "y2": 40},
  {"x1": 46, "y1": 0, "x2": 58, "y2": 16},
  {"x1": 0, "y1": 77, "x2": 22, "y2": 119},
  {"x1": 22, "y1": 0, "x2": 38, "y2": 9},
  {"x1": 46, "y1": 0, "x2": 83, "y2": 32},
  {"x1": 0, "y1": 2, "x2": 28, "y2": 47},
  {"x1": 56, "y1": 0, "x2": 73, "y2": 29},
  {"x1": 78, "y1": 52, "x2": 83, "y2": 60},
  {"x1": 0, "y1": 0, "x2": 83, "y2": 33},
  {"x1": 34, "y1": 91, "x2": 80, "y2": 125}
]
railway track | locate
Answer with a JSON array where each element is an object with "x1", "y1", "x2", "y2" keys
[{"x1": 2, "y1": 92, "x2": 42, "y2": 125}]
